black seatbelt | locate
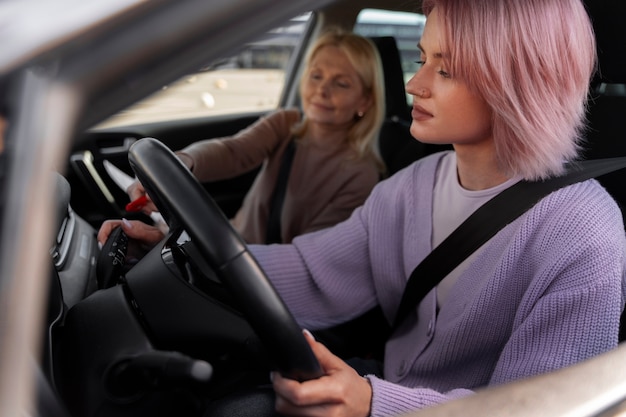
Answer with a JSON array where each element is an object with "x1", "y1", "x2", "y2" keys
[
  {"x1": 266, "y1": 139, "x2": 296, "y2": 244},
  {"x1": 392, "y1": 157, "x2": 626, "y2": 331}
]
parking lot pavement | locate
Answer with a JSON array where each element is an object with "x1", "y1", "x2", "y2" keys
[{"x1": 96, "y1": 69, "x2": 284, "y2": 128}]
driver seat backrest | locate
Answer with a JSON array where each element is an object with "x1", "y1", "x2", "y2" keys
[
  {"x1": 582, "y1": 0, "x2": 626, "y2": 212},
  {"x1": 584, "y1": 0, "x2": 626, "y2": 207},
  {"x1": 583, "y1": 83, "x2": 626, "y2": 215},
  {"x1": 582, "y1": 0, "x2": 626, "y2": 342},
  {"x1": 368, "y1": 36, "x2": 450, "y2": 177}
]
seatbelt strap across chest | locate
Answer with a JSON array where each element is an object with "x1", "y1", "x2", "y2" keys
[
  {"x1": 266, "y1": 139, "x2": 296, "y2": 244},
  {"x1": 392, "y1": 157, "x2": 626, "y2": 331}
]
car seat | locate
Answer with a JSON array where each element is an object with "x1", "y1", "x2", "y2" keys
[
  {"x1": 581, "y1": 0, "x2": 626, "y2": 216},
  {"x1": 582, "y1": 0, "x2": 626, "y2": 342}
]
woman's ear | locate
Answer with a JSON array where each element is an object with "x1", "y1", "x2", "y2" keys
[{"x1": 358, "y1": 93, "x2": 374, "y2": 116}]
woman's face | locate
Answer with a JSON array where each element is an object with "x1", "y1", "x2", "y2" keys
[
  {"x1": 406, "y1": 7, "x2": 492, "y2": 147},
  {"x1": 300, "y1": 45, "x2": 371, "y2": 131}
]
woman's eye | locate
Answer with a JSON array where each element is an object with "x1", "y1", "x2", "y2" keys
[{"x1": 414, "y1": 59, "x2": 451, "y2": 78}]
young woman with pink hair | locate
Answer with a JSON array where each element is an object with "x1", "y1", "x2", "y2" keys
[
  {"x1": 256, "y1": 0, "x2": 624, "y2": 415},
  {"x1": 101, "y1": 0, "x2": 626, "y2": 415}
]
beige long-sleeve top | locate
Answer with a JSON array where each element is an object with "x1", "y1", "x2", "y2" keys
[{"x1": 176, "y1": 108, "x2": 380, "y2": 244}]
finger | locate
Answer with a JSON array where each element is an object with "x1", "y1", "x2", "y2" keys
[
  {"x1": 120, "y1": 218, "x2": 165, "y2": 245},
  {"x1": 273, "y1": 374, "x2": 328, "y2": 410},
  {"x1": 126, "y1": 180, "x2": 145, "y2": 201},
  {"x1": 141, "y1": 201, "x2": 159, "y2": 215},
  {"x1": 97, "y1": 219, "x2": 123, "y2": 246},
  {"x1": 303, "y1": 330, "x2": 345, "y2": 373},
  {"x1": 273, "y1": 371, "x2": 343, "y2": 417},
  {"x1": 272, "y1": 355, "x2": 343, "y2": 406}
]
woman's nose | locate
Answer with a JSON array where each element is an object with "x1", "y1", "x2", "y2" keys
[
  {"x1": 406, "y1": 73, "x2": 431, "y2": 99},
  {"x1": 415, "y1": 87, "x2": 431, "y2": 99},
  {"x1": 317, "y1": 80, "x2": 330, "y2": 95}
]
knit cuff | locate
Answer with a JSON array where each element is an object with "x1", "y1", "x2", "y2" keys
[{"x1": 175, "y1": 151, "x2": 194, "y2": 172}]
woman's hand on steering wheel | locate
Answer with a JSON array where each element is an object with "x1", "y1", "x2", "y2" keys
[{"x1": 271, "y1": 330, "x2": 373, "y2": 417}]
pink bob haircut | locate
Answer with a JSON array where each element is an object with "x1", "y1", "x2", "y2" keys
[{"x1": 422, "y1": 0, "x2": 597, "y2": 180}]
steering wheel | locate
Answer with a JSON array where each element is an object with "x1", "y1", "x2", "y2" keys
[{"x1": 127, "y1": 137, "x2": 323, "y2": 382}]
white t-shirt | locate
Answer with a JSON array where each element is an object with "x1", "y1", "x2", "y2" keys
[{"x1": 432, "y1": 152, "x2": 520, "y2": 305}]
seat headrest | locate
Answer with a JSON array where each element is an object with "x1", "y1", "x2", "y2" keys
[
  {"x1": 369, "y1": 36, "x2": 410, "y2": 120},
  {"x1": 586, "y1": 0, "x2": 626, "y2": 84}
]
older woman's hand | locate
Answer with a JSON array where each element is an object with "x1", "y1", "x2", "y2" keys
[
  {"x1": 126, "y1": 180, "x2": 159, "y2": 215},
  {"x1": 97, "y1": 218, "x2": 165, "y2": 248}
]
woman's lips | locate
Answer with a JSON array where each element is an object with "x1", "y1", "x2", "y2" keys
[
  {"x1": 310, "y1": 102, "x2": 333, "y2": 112},
  {"x1": 412, "y1": 105, "x2": 433, "y2": 121}
]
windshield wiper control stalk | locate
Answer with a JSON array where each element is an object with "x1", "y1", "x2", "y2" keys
[{"x1": 105, "y1": 350, "x2": 213, "y2": 399}]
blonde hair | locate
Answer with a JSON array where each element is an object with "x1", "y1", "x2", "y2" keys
[{"x1": 293, "y1": 28, "x2": 386, "y2": 172}]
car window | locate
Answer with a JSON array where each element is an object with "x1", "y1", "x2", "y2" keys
[
  {"x1": 354, "y1": 8, "x2": 426, "y2": 105},
  {"x1": 96, "y1": 13, "x2": 312, "y2": 129}
]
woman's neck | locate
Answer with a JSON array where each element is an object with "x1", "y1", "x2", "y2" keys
[
  {"x1": 306, "y1": 121, "x2": 352, "y2": 148},
  {"x1": 454, "y1": 143, "x2": 510, "y2": 191}
]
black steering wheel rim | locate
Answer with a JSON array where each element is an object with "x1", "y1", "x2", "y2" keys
[{"x1": 128, "y1": 137, "x2": 322, "y2": 381}]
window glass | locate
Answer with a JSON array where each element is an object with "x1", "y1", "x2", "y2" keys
[
  {"x1": 354, "y1": 9, "x2": 426, "y2": 105},
  {"x1": 97, "y1": 13, "x2": 311, "y2": 129}
]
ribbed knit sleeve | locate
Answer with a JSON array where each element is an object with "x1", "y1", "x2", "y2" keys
[
  {"x1": 367, "y1": 376, "x2": 473, "y2": 416},
  {"x1": 250, "y1": 207, "x2": 379, "y2": 329}
]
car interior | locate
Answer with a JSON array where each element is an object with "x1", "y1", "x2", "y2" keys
[{"x1": 2, "y1": 0, "x2": 626, "y2": 416}]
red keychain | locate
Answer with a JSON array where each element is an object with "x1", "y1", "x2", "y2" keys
[{"x1": 125, "y1": 195, "x2": 149, "y2": 212}]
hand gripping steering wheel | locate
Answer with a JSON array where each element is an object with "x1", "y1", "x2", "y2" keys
[{"x1": 128, "y1": 137, "x2": 323, "y2": 382}]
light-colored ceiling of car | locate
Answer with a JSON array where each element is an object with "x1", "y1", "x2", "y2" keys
[
  {"x1": 318, "y1": 0, "x2": 424, "y2": 28},
  {"x1": 0, "y1": 0, "x2": 147, "y2": 73}
]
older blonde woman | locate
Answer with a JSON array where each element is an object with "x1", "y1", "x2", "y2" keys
[{"x1": 124, "y1": 28, "x2": 386, "y2": 244}]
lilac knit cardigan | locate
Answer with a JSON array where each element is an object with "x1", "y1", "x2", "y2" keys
[{"x1": 251, "y1": 152, "x2": 626, "y2": 416}]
